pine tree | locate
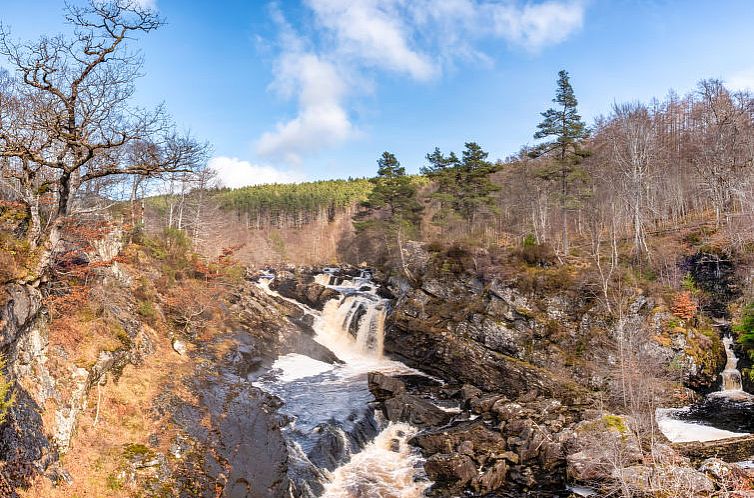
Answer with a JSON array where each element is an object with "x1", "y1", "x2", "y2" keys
[
  {"x1": 367, "y1": 152, "x2": 423, "y2": 228},
  {"x1": 421, "y1": 143, "x2": 499, "y2": 230},
  {"x1": 532, "y1": 70, "x2": 589, "y2": 254},
  {"x1": 355, "y1": 152, "x2": 423, "y2": 275},
  {"x1": 457, "y1": 142, "x2": 500, "y2": 225}
]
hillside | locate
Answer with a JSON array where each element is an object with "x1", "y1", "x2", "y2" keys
[{"x1": 1, "y1": 1, "x2": 754, "y2": 496}]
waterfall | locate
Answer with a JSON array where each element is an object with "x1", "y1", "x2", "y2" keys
[
  {"x1": 721, "y1": 336, "x2": 743, "y2": 392},
  {"x1": 255, "y1": 269, "x2": 431, "y2": 495},
  {"x1": 321, "y1": 422, "x2": 429, "y2": 498},
  {"x1": 657, "y1": 332, "x2": 754, "y2": 443},
  {"x1": 319, "y1": 296, "x2": 386, "y2": 358}
]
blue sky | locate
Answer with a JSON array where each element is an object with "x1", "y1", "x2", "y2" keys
[{"x1": 3, "y1": 0, "x2": 754, "y2": 187}]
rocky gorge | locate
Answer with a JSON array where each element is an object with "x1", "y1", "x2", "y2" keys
[
  {"x1": 0, "y1": 234, "x2": 753, "y2": 497},
  {"x1": 257, "y1": 250, "x2": 754, "y2": 497}
]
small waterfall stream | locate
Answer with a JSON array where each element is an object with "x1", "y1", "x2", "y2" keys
[
  {"x1": 256, "y1": 270, "x2": 432, "y2": 497},
  {"x1": 720, "y1": 336, "x2": 744, "y2": 392},
  {"x1": 657, "y1": 331, "x2": 754, "y2": 443}
]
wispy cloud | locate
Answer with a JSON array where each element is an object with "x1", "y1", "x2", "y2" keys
[
  {"x1": 256, "y1": 51, "x2": 354, "y2": 164},
  {"x1": 256, "y1": 0, "x2": 587, "y2": 165},
  {"x1": 209, "y1": 156, "x2": 306, "y2": 187},
  {"x1": 488, "y1": 1, "x2": 585, "y2": 52},
  {"x1": 131, "y1": 0, "x2": 157, "y2": 11},
  {"x1": 306, "y1": 0, "x2": 437, "y2": 81},
  {"x1": 727, "y1": 68, "x2": 754, "y2": 92}
]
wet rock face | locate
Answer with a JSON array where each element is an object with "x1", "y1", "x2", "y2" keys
[
  {"x1": 684, "y1": 252, "x2": 739, "y2": 319},
  {"x1": 413, "y1": 419, "x2": 507, "y2": 459},
  {"x1": 231, "y1": 282, "x2": 342, "y2": 368},
  {"x1": 383, "y1": 394, "x2": 452, "y2": 428},
  {"x1": 367, "y1": 371, "x2": 406, "y2": 401},
  {"x1": 424, "y1": 453, "x2": 477, "y2": 492},
  {"x1": 198, "y1": 380, "x2": 290, "y2": 498},
  {"x1": 269, "y1": 273, "x2": 339, "y2": 310},
  {"x1": 368, "y1": 373, "x2": 451, "y2": 428},
  {"x1": 151, "y1": 329, "x2": 293, "y2": 498},
  {"x1": 676, "y1": 395, "x2": 754, "y2": 433}
]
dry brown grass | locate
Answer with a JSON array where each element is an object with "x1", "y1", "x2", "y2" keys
[{"x1": 20, "y1": 326, "x2": 194, "y2": 498}]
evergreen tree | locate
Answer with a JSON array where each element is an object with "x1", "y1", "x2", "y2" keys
[
  {"x1": 421, "y1": 147, "x2": 460, "y2": 220},
  {"x1": 355, "y1": 152, "x2": 423, "y2": 275},
  {"x1": 422, "y1": 143, "x2": 499, "y2": 229},
  {"x1": 532, "y1": 70, "x2": 589, "y2": 254},
  {"x1": 367, "y1": 152, "x2": 423, "y2": 227},
  {"x1": 457, "y1": 142, "x2": 500, "y2": 225}
]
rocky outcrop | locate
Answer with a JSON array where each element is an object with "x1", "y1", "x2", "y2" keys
[
  {"x1": 0, "y1": 284, "x2": 42, "y2": 349},
  {"x1": 231, "y1": 282, "x2": 341, "y2": 367},
  {"x1": 385, "y1": 251, "x2": 725, "y2": 406},
  {"x1": 674, "y1": 434, "x2": 754, "y2": 465},
  {"x1": 269, "y1": 273, "x2": 339, "y2": 310},
  {"x1": 0, "y1": 283, "x2": 54, "y2": 489},
  {"x1": 563, "y1": 414, "x2": 643, "y2": 482},
  {"x1": 386, "y1": 274, "x2": 592, "y2": 402},
  {"x1": 368, "y1": 373, "x2": 581, "y2": 496}
]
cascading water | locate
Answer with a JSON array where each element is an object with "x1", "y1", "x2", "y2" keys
[
  {"x1": 657, "y1": 330, "x2": 754, "y2": 443},
  {"x1": 720, "y1": 336, "x2": 744, "y2": 392},
  {"x1": 321, "y1": 423, "x2": 427, "y2": 497},
  {"x1": 256, "y1": 270, "x2": 432, "y2": 497}
]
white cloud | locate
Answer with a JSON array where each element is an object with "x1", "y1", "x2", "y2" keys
[
  {"x1": 208, "y1": 156, "x2": 306, "y2": 188},
  {"x1": 131, "y1": 0, "x2": 157, "y2": 10},
  {"x1": 256, "y1": 51, "x2": 355, "y2": 164},
  {"x1": 306, "y1": 0, "x2": 437, "y2": 81},
  {"x1": 488, "y1": 1, "x2": 585, "y2": 52},
  {"x1": 255, "y1": 0, "x2": 586, "y2": 164},
  {"x1": 727, "y1": 68, "x2": 754, "y2": 92}
]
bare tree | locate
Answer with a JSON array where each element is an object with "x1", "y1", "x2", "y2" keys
[
  {"x1": 609, "y1": 102, "x2": 658, "y2": 258},
  {"x1": 0, "y1": 0, "x2": 207, "y2": 275},
  {"x1": 692, "y1": 79, "x2": 754, "y2": 227}
]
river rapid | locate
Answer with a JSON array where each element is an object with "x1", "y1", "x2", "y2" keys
[{"x1": 255, "y1": 270, "x2": 434, "y2": 497}]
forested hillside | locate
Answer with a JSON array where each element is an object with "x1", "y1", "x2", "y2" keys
[
  {"x1": 216, "y1": 179, "x2": 373, "y2": 229},
  {"x1": 1, "y1": 1, "x2": 754, "y2": 496}
]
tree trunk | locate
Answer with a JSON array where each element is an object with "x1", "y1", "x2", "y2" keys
[{"x1": 561, "y1": 163, "x2": 569, "y2": 255}]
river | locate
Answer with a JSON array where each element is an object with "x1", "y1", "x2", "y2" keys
[{"x1": 256, "y1": 270, "x2": 433, "y2": 497}]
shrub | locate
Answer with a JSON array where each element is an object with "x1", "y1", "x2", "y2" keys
[
  {"x1": 671, "y1": 291, "x2": 697, "y2": 320},
  {"x1": 0, "y1": 356, "x2": 15, "y2": 426},
  {"x1": 518, "y1": 236, "x2": 555, "y2": 266},
  {"x1": 735, "y1": 303, "x2": 754, "y2": 365},
  {"x1": 137, "y1": 300, "x2": 156, "y2": 320}
]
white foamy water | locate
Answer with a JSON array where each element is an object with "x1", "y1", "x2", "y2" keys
[
  {"x1": 721, "y1": 336, "x2": 745, "y2": 392},
  {"x1": 269, "y1": 353, "x2": 335, "y2": 382},
  {"x1": 656, "y1": 408, "x2": 749, "y2": 442},
  {"x1": 256, "y1": 271, "x2": 433, "y2": 494},
  {"x1": 321, "y1": 422, "x2": 429, "y2": 498},
  {"x1": 656, "y1": 333, "x2": 753, "y2": 443},
  {"x1": 315, "y1": 273, "x2": 332, "y2": 286}
]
